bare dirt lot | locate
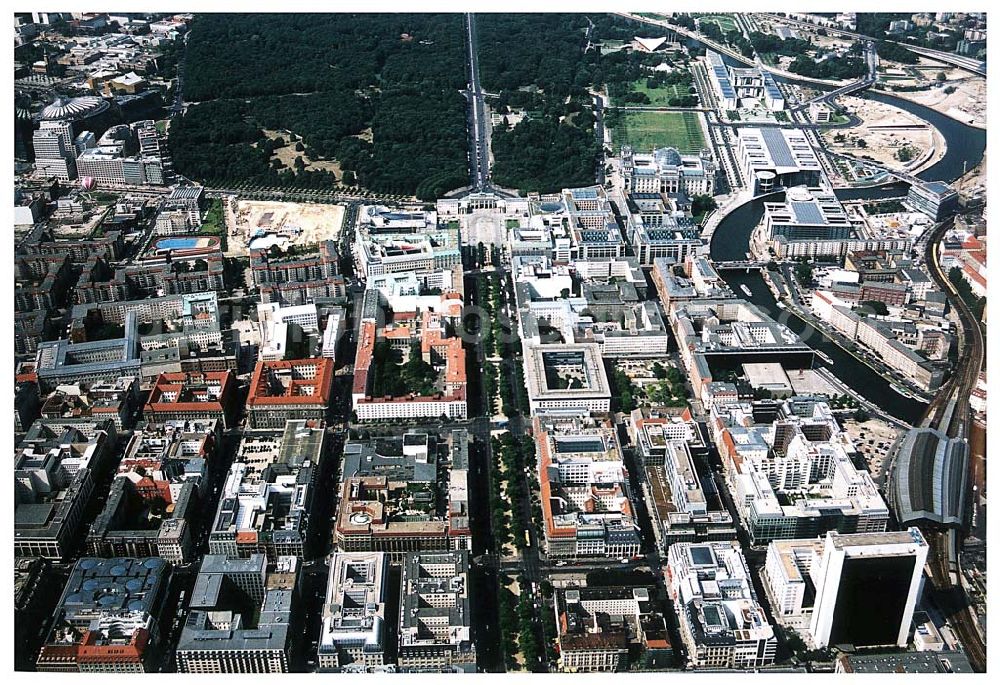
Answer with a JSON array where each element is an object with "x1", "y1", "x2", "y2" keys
[
  {"x1": 821, "y1": 95, "x2": 945, "y2": 172},
  {"x1": 887, "y1": 76, "x2": 986, "y2": 128},
  {"x1": 229, "y1": 199, "x2": 346, "y2": 255}
]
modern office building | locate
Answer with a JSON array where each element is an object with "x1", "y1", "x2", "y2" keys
[
  {"x1": 564, "y1": 187, "x2": 628, "y2": 261},
  {"x1": 321, "y1": 307, "x2": 347, "y2": 360},
  {"x1": 736, "y1": 128, "x2": 822, "y2": 195},
  {"x1": 728, "y1": 65, "x2": 785, "y2": 110},
  {"x1": 629, "y1": 407, "x2": 702, "y2": 466},
  {"x1": 33, "y1": 120, "x2": 78, "y2": 180},
  {"x1": 257, "y1": 302, "x2": 320, "y2": 361},
  {"x1": 836, "y1": 650, "x2": 973, "y2": 673},
  {"x1": 354, "y1": 218, "x2": 461, "y2": 284},
  {"x1": 15, "y1": 424, "x2": 117, "y2": 559},
  {"x1": 711, "y1": 397, "x2": 889, "y2": 545},
  {"x1": 87, "y1": 477, "x2": 197, "y2": 564},
  {"x1": 808, "y1": 529, "x2": 928, "y2": 649},
  {"x1": 760, "y1": 185, "x2": 856, "y2": 256},
  {"x1": 671, "y1": 299, "x2": 814, "y2": 399},
  {"x1": 906, "y1": 181, "x2": 959, "y2": 221},
  {"x1": 398, "y1": 551, "x2": 476, "y2": 671},
  {"x1": 705, "y1": 50, "x2": 738, "y2": 110},
  {"x1": 318, "y1": 552, "x2": 389, "y2": 671},
  {"x1": 155, "y1": 185, "x2": 203, "y2": 234},
  {"x1": 643, "y1": 438, "x2": 738, "y2": 547},
  {"x1": 763, "y1": 527, "x2": 929, "y2": 650},
  {"x1": 176, "y1": 554, "x2": 296, "y2": 673},
  {"x1": 627, "y1": 211, "x2": 703, "y2": 267},
  {"x1": 535, "y1": 414, "x2": 641, "y2": 559},
  {"x1": 342, "y1": 430, "x2": 439, "y2": 484},
  {"x1": 762, "y1": 536, "x2": 824, "y2": 631},
  {"x1": 209, "y1": 420, "x2": 324, "y2": 560},
  {"x1": 15, "y1": 557, "x2": 52, "y2": 670},
  {"x1": 522, "y1": 343, "x2": 612, "y2": 414},
  {"x1": 76, "y1": 147, "x2": 165, "y2": 186},
  {"x1": 666, "y1": 541, "x2": 777, "y2": 669}
]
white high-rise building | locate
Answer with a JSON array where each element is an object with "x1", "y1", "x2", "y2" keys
[
  {"x1": 763, "y1": 528, "x2": 929, "y2": 649},
  {"x1": 809, "y1": 529, "x2": 928, "y2": 649}
]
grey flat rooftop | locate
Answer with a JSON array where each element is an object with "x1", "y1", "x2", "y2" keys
[{"x1": 14, "y1": 503, "x2": 55, "y2": 526}]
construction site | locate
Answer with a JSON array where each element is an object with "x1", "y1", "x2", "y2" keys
[{"x1": 227, "y1": 199, "x2": 346, "y2": 256}]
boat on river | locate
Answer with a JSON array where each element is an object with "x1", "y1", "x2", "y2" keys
[{"x1": 890, "y1": 383, "x2": 915, "y2": 400}]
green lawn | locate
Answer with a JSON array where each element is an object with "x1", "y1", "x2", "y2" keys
[
  {"x1": 629, "y1": 79, "x2": 693, "y2": 107},
  {"x1": 612, "y1": 111, "x2": 705, "y2": 154},
  {"x1": 199, "y1": 198, "x2": 225, "y2": 235},
  {"x1": 701, "y1": 14, "x2": 738, "y2": 33}
]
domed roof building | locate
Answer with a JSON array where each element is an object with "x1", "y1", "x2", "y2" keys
[
  {"x1": 36, "y1": 95, "x2": 119, "y2": 140},
  {"x1": 653, "y1": 146, "x2": 683, "y2": 170},
  {"x1": 38, "y1": 95, "x2": 111, "y2": 122}
]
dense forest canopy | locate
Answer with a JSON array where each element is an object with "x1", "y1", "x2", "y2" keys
[
  {"x1": 170, "y1": 13, "x2": 468, "y2": 198},
  {"x1": 171, "y1": 13, "x2": 725, "y2": 197}
]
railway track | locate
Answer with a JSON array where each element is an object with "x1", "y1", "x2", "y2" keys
[
  {"x1": 918, "y1": 217, "x2": 983, "y2": 436},
  {"x1": 917, "y1": 213, "x2": 986, "y2": 672},
  {"x1": 925, "y1": 530, "x2": 986, "y2": 671}
]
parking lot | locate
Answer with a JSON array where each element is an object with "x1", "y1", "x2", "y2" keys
[{"x1": 842, "y1": 418, "x2": 903, "y2": 482}]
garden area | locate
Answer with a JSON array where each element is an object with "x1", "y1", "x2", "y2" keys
[
  {"x1": 625, "y1": 79, "x2": 694, "y2": 107},
  {"x1": 198, "y1": 198, "x2": 225, "y2": 235},
  {"x1": 618, "y1": 68, "x2": 699, "y2": 108},
  {"x1": 699, "y1": 14, "x2": 739, "y2": 33},
  {"x1": 369, "y1": 340, "x2": 439, "y2": 398}
]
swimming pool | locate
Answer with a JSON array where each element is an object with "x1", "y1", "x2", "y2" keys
[
  {"x1": 153, "y1": 236, "x2": 218, "y2": 251},
  {"x1": 156, "y1": 238, "x2": 201, "y2": 250}
]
